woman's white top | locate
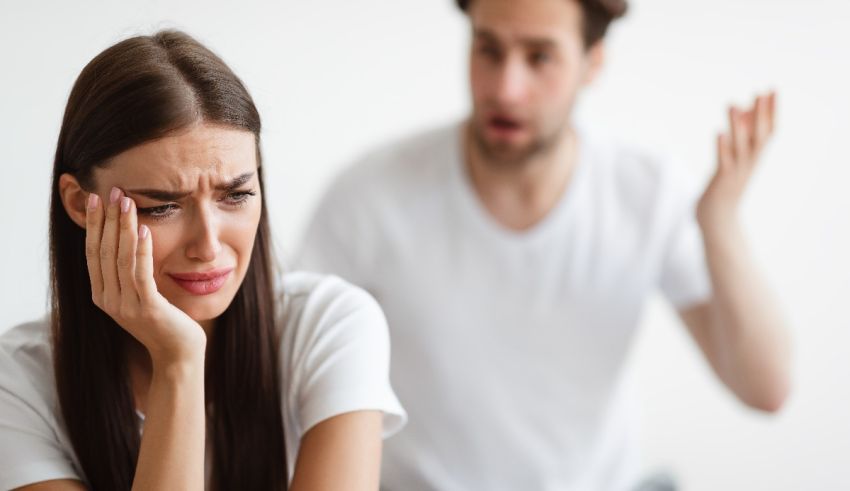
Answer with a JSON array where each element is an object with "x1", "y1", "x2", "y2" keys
[{"x1": 0, "y1": 271, "x2": 406, "y2": 489}]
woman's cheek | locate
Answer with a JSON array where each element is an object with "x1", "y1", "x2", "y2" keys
[{"x1": 148, "y1": 224, "x2": 179, "y2": 289}]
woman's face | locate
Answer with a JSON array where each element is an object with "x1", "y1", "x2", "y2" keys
[{"x1": 88, "y1": 123, "x2": 263, "y2": 325}]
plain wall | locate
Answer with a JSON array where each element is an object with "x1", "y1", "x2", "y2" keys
[{"x1": 1, "y1": 1, "x2": 848, "y2": 489}]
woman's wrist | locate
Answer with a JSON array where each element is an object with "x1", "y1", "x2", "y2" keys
[{"x1": 149, "y1": 338, "x2": 207, "y2": 376}]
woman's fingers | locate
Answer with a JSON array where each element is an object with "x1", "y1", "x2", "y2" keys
[
  {"x1": 135, "y1": 223, "x2": 158, "y2": 304},
  {"x1": 100, "y1": 187, "x2": 123, "y2": 310},
  {"x1": 84, "y1": 193, "x2": 105, "y2": 304},
  {"x1": 117, "y1": 196, "x2": 139, "y2": 308}
]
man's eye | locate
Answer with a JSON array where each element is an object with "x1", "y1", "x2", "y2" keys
[
  {"x1": 477, "y1": 45, "x2": 502, "y2": 61},
  {"x1": 529, "y1": 51, "x2": 551, "y2": 65}
]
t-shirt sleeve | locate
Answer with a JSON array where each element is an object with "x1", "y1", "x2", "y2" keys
[
  {"x1": 658, "y1": 173, "x2": 713, "y2": 310},
  {"x1": 0, "y1": 349, "x2": 82, "y2": 490},
  {"x1": 290, "y1": 278, "x2": 406, "y2": 439}
]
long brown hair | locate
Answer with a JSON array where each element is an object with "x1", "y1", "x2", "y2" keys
[{"x1": 49, "y1": 30, "x2": 287, "y2": 490}]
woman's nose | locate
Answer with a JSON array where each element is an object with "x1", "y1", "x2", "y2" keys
[{"x1": 184, "y1": 206, "x2": 222, "y2": 263}]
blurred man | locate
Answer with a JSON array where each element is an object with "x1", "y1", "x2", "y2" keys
[{"x1": 298, "y1": 0, "x2": 791, "y2": 489}]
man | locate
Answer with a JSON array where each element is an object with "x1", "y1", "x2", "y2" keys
[{"x1": 298, "y1": 0, "x2": 791, "y2": 489}]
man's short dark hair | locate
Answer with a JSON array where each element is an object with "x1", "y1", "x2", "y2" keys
[{"x1": 455, "y1": 0, "x2": 628, "y2": 47}]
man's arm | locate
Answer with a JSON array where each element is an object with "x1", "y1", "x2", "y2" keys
[{"x1": 680, "y1": 92, "x2": 792, "y2": 413}]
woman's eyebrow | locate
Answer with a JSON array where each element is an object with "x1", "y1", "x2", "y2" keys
[
  {"x1": 216, "y1": 172, "x2": 255, "y2": 191},
  {"x1": 126, "y1": 172, "x2": 256, "y2": 201}
]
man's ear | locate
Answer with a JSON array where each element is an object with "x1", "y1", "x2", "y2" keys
[
  {"x1": 58, "y1": 173, "x2": 91, "y2": 229},
  {"x1": 582, "y1": 41, "x2": 606, "y2": 86}
]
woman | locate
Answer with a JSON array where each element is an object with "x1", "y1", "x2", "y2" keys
[{"x1": 0, "y1": 30, "x2": 405, "y2": 490}]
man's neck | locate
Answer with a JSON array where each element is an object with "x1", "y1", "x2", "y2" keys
[{"x1": 465, "y1": 123, "x2": 578, "y2": 231}]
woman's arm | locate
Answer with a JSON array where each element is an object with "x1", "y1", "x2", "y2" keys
[
  {"x1": 131, "y1": 355, "x2": 206, "y2": 491},
  {"x1": 289, "y1": 410, "x2": 384, "y2": 491},
  {"x1": 15, "y1": 192, "x2": 208, "y2": 488},
  {"x1": 97, "y1": 192, "x2": 208, "y2": 491},
  {"x1": 13, "y1": 480, "x2": 87, "y2": 491}
]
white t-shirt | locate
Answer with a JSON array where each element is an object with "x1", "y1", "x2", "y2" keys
[
  {"x1": 0, "y1": 272, "x2": 406, "y2": 490},
  {"x1": 298, "y1": 122, "x2": 712, "y2": 491}
]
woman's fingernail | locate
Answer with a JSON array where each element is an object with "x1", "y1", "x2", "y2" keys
[
  {"x1": 87, "y1": 193, "x2": 99, "y2": 210},
  {"x1": 139, "y1": 225, "x2": 149, "y2": 239},
  {"x1": 121, "y1": 197, "x2": 131, "y2": 214},
  {"x1": 110, "y1": 187, "x2": 121, "y2": 204}
]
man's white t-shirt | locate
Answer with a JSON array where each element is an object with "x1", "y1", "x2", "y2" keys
[
  {"x1": 298, "y1": 122, "x2": 712, "y2": 491},
  {"x1": 0, "y1": 272, "x2": 406, "y2": 490}
]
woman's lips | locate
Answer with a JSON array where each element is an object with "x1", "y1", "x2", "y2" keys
[{"x1": 168, "y1": 268, "x2": 234, "y2": 295}]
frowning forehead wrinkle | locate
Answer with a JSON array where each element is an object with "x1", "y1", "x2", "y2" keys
[{"x1": 125, "y1": 171, "x2": 256, "y2": 201}]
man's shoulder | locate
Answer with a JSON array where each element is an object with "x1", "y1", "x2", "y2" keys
[
  {"x1": 579, "y1": 124, "x2": 697, "y2": 195},
  {"x1": 330, "y1": 122, "x2": 462, "y2": 196},
  {"x1": 580, "y1": 125, "x2": 667, "y2": 177}
]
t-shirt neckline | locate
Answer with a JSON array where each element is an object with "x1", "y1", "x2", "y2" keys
[{"x1": 449, "y1": 120, "x2": 589, "y2": 246}]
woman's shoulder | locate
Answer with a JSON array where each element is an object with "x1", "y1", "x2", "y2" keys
[
  {"x1": 278, "y1": 271, "x2": 387, "y2": 356},
  {"x1": 0, "y1": 317, "x2": 82, "y2": 490},
  {"x1": 0, "y1": 316, "x2": 56, "y2": 395},
  {"x1": 276, "y1": 271, "x2": 385, "y2": 343},
  {"x1": 274, "y1": 271, "x2": 405, "y2": 442},
  {"x1": 275, "y1": 271, "x2": 390, "y2": 376}
]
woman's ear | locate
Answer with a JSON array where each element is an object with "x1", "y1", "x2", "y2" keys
[{"x1": 58, "y1": 173, "x2": 91, "y2": 229}]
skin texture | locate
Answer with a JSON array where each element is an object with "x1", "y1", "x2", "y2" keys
[
  {"x1": 463, "y1": 0, "x2": 790, "y2": 412},
  {"x1": 17, "y1": 123, "x2": 383, "y2": 490}
]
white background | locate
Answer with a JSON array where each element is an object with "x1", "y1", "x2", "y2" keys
[{"x1": 1, "y1": 1, "x2": 848, "y2": 489}]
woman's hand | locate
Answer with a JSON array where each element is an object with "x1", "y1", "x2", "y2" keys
[
  {"x1": 697, "y1": 91, "x2": 776, "y2": 233},
  {"x1": 85, "y1": 187, "x2": 207, "y2": 365}
]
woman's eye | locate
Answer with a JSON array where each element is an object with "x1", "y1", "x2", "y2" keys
[
  {"x1": 222, "y1": 190, "x2": 256, "y2": 207},
  {"x1": 137, "y1": 204, "x2": 178, "y2": 220}
]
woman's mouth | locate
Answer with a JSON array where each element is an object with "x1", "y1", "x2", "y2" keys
[{"x1": 167, "y1": 267, "x2": 234, "y2": 295}]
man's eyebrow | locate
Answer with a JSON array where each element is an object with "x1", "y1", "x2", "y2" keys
[
  {"x1": 473, "y1": 29, "x2": 500, "y2": 43},
  {"x1": 126, "y1": 172, "x2": 256, "y2": 202},
  {"x1": 521, "y1": 38, "x2": 556, "y2": 50},
  {"x1": 473, "y1": 29, "x2": 556, "y2": 50}
]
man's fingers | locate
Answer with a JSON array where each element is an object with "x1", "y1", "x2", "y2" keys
[
  {"x1": 729, "y1": 106, "x2": 750, "y2": 165},
  {"x1": 753, "y1": 95, "x2": 771, "y2": 156},
  {"x1": 717, "y1": 133, "x2": 734, "y2": 173},
  {"x1": 84, "y1": 193, "x2": 105, "y2": 302},
  {"x1": 768, "y1": 91, "x2": 777, "y2": 135}
]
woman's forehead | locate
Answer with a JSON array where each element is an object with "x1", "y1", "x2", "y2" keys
[{"x1": 96, "y1": 124, "x2": 258, "y2": 190}]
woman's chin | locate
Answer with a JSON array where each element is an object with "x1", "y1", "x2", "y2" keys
[{"x1": 169, "y1": 294, "x2": 234, "y2": 327}]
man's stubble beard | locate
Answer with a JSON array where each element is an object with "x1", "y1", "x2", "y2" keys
[{"x1": 471, "y1": 115, "x2": 570, "y2": 169}]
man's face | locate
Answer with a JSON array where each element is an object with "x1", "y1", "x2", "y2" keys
[{"x1": 467, "y1": 0, "x2": 602, "y2": 165}]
